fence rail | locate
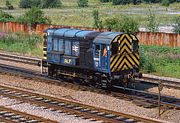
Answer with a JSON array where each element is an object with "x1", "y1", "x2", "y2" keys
[{"x1": 0, "y1": 22, "x2": 179, "y2": 47}]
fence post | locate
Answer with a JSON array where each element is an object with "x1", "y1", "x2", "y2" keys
[{"x1": 158, "y1": 81, "x2": 163, "y2": 117}]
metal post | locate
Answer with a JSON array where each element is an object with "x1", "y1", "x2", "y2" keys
[
  {"x1": 158, "y1": 81, "x2": 163, "y2": 117},
  {"x1": 41, "y1": 59, "x2": 43, "y2": 74}
]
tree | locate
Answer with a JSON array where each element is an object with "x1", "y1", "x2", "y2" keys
[
  {"x1": 146, "y1": 9, "x2": 159, "y2": 32},
  {"x1": 92, "y1": 10, "x2": 103, "y2": 29},
  {"x1": 18, "y1": 7, "x2": 51, "y2": 25},
  {"x1": 6, "y1": 0, "x2": 14, "y2": 10},
  {"x1": 78, "y1": 0, "x2": 88, "y2": 7}
]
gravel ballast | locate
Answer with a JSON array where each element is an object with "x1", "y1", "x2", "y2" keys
[
  {"x1": 0, "y1": 59, "x2": 179, "y2": 122},
  {"x1": 0, "y1": 74, "x2": 178, "y2": 123}
]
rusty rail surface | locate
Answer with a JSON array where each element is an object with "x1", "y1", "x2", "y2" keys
[
  {"x1": 0, "y1": 22, "x2": 180, "y2": 47},
  {"x1": 137, "y1": 76, "x2": 180, "y2": 90},
  {"x1": 0, "y1": 106, "x2": 57, "y2": 123},
  {"x1": 0, "y1": 52, "x2": 41, "y2": 66},
  {"x1": 0, "y1": 84, "x2": 163, "y2": 123}
]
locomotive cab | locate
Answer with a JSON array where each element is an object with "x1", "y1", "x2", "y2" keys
[{"x1": 93, "y1": 32, "x2": 142, "y2": 83}]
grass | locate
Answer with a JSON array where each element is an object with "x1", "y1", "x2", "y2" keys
[
  {"x1": 140, "y1": 45, "x2": 180, "y2": 78},
  {"x1": 0, "y1": 33, "x2": 42, "y2": 57},
  {"x1": 0, "y1": 1, "x2": 180, "y2": 27}
]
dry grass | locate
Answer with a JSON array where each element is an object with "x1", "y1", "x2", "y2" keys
[{"x1": 0, "y1": 1, "x2": 179, "y2": 27}]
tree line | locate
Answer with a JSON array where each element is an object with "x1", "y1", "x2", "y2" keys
[{"x1": 101, "y1": 0, "x2": 180, "y2": 5}]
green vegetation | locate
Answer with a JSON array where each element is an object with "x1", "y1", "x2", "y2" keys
[
  {"x1": 16, "y1": 7, "x2": 51, "y2": 25},
  {"x1": 0, "y1": 1, "x2": 180, "y2": 28},
  {"x1": 173, "y1": 15, "x2": 180, "y2": 34},
  {"x1": 77, "y1": 0, "x2": 88, "y2": 7},
  {"x1": 146, "y1": 9, "x2": 159, "y2": 32},
  {"x1": 0, "y1": 10, "x2": 14, "y2": 22},
  {"x1": 19, "y1": 0, "x2": 62, "y2": 8},
  {"x1": 161, "y1": 0, "x2": 170, "y2": 7},
  {"x1": 0, "y1": 8, "x2": 51, "y2": 26},
  {"x1": 104, "y1": 15, "x2": 139, "y2": 33},
  {"x1": 92, "y1": 10, "x2": 103, "y2": 29},
  {"x1": 5, "y1": 0, "x2": 14, "y2": 9},
  {"x1": 0, "y1": 33, "x2": 42, "y2": 57},
  {"x1": 140, "y1": 45, "x2": 180, "y2": 78}
]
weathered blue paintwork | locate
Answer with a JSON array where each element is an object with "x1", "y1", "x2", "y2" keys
[
  {"x1": 46, "y1": 28, "x2": 96, "y2": 67},
  {"x1": 93, "y1": 32, "x2": 123, "y2": 44}
]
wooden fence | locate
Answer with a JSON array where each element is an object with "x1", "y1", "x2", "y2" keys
[{"x1": 0, "y1": 22, "x2": 180, "y2": 47}]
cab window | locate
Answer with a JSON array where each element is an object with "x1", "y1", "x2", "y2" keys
[
  {"x1": 132, "y1": 40, "x2": 138, "y2": 52},
  {"x1": 95, "y1": 45, "x2": 100, "y2": 58},
  {"x1": 111, "y1": 42, "x2": 118, "y2": 55}
]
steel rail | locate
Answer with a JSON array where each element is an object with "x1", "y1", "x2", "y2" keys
[
  {"x1": 0, "y1": 63, "x2": 179, "y2": 109},
  {"x1": 0, "y1": 106, "x2": 58, "y2": 123},
  {"x1": 112, "y1": 86, "x2": 180, "y2": 109},
  {"x1": 0, "y1": 84, "x2": 163, "y2": 123},
  {"x1": 0, "y1": 52, "x2": 41, "y2": 65},
  {"x1": 137, "y1": 76, "x2": 180, "y2": 90}
]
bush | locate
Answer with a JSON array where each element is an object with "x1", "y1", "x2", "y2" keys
[
  {"x1": 104, "y1": 17, "x2": 119, "y2": 31},
  {"x1": 78, "y1": 0, "x2": 88, "y2": 7},
  {"x1": 104, "y1": 16, "x2": 139, "y2": 33},
  {"x1": 0, "y1": 10, "x2": 15, "y2": 22},
  {"x1": 100, "y1": 0, "x2": 112, "y2": 2},
  {"x1": 112, "y1": 0, "x2": 131, "y2": 5},
  {"x1": 92, "y1": 10, "x2": 103, "y2": 29},
  {"x1": 17, "y1": 8, "x2": 51, "y2": 25},
  {"x1": 161, "y1": 0, "x2": 170, "y2": 7},
  {"x1": 119, "y1": 16, "x2": 139, "y2": 34},
  {"x1": 40, "y1": 0, "x2": 62, "y2": 8},
  {"x1": 6, "y1": 0, "x2": 14, "y2": 10},
  {"x1": 19, "y1": 0, "x2": 33, "y2": 8},
  {"x1": 146, "y1": 9, "x2": 159, "y2": 32},
  {"x1": 139, "y1": 46, "x2": 156, "y2": 73},
  {"x1": 19, "y1": 0, "x2": 62, "y2": 8},
  {"x1": 173, "y1": 16, "x2": 180, "y2": 34}
]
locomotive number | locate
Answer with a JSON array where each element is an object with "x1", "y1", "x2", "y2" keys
[{"x1": 64, "y1": 59, "x2": 72, "y2": 64}]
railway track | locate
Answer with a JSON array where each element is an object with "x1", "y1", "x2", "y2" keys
[
  {"x1": 1, "y1": 52, "x2": 180, "y2": 90},
  {"x1": 0, "y1": 84, "x2": 162, "y2": 123},
  {"x1": 0, "y1": 52, "x2": 41, "y2": 66},
  {"x1": 0, "y1": 106, "x2": 57, "y2": 123},
  {"x1": 0, "y1": 63, "x2": 179, "y2": 110},
  {"x1": 137, "y1": 76, "x2": 180, "y2": 90}
]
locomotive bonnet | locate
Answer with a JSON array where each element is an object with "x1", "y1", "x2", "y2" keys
[{"x1": 42, "y1": 28, "x2": 142, "y2": 87}]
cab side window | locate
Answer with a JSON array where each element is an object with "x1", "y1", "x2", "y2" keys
[
  {"x1": 132, "y1": 40, "x2": 138, "y2": 52},
  {"x1": 111, "y1": 42, "x2": 118, "y2": 55},
  {"x1": 95, "y1": 45, "x2": 100, "y2": 58}
]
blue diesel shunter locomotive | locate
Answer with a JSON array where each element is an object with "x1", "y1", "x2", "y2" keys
[{"x1": 42, "y1": 28, "x2": 142, "y2": 87}]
